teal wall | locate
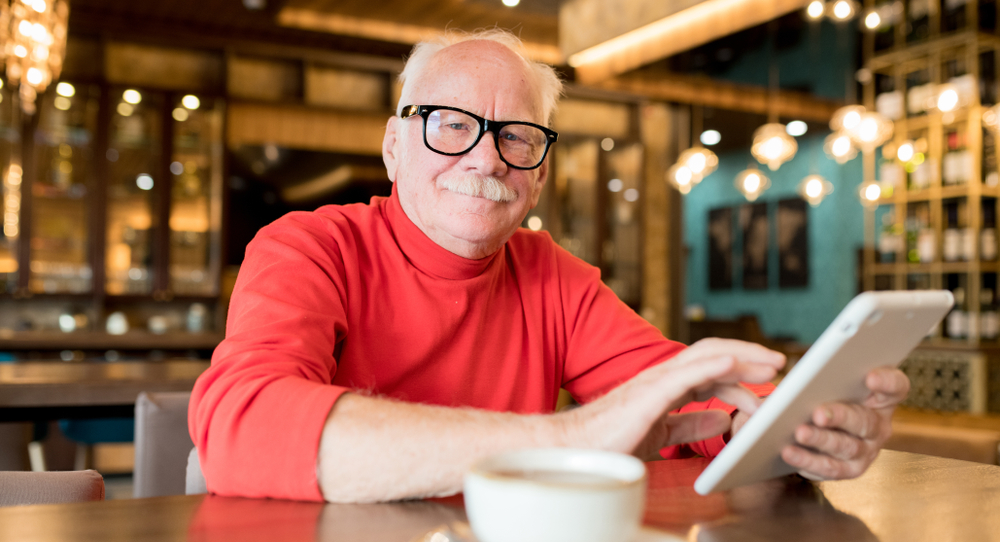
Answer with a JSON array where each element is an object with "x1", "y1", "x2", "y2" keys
[{"x1": 683, "y1": 136, "x2": 865, "y2": 344}]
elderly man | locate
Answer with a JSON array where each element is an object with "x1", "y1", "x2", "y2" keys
[{"x1": 189, "y1": 30, "x2": 908, "y2": 503}]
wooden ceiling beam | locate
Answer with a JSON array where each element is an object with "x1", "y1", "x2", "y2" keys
[
  {"x1": 590, "y1": 72, "x2": 842, "y2": 122},
  {"x1": 564, "y1": 0, "x2": 812, "y2": 84}
]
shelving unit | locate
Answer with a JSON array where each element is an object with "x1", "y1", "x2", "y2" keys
[{"x1": 862, "y1": 0, "x2": 1000, "y2": 413}]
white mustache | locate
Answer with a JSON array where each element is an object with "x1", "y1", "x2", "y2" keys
[{"x1": 441, "y1": 175, "x2": 518, "y2": 203}]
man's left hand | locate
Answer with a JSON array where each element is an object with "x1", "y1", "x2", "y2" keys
[{"x1": 776, "y1": 366, "x2": 910, "y2": 480}]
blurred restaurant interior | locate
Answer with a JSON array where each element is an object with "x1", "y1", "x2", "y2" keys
[{"x1": 2, "y1": 0, "x2": 1000, "y2": 495}]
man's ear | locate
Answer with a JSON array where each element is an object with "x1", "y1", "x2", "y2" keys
[{"x1": 382, "y1": 116, "x2": 400, "y2": 182}]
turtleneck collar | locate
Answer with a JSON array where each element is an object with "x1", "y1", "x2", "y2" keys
[{"x1": 381, "y1": 185, "x2": 504, "y2": 280}]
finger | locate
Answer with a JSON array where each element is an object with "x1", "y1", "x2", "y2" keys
[
  {"x1": 659, "y1": 410, "x2": 732, "y2": 446},
  {"x1": 864, "y1": 368, "x2": 910, "y2": 408},
  {"x1": 811, "y1": 402, "x2": 884, "y2": 441},
  {"x1": 793, "y1": 424, "x2": 865, "y2": 461},
  {"x1": 780, "y1": 444, "x2": 868, "y2": 480},
  {"x1": 671, "y1": 338, "x2": 786, "y2": 370},
  {"x1": 694, "y1": 382, "x2": 766, "y2": 415}
]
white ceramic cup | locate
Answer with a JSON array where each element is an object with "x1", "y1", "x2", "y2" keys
[{"x1": 464, "y1": 448, "x2": 647, "y2": 542}]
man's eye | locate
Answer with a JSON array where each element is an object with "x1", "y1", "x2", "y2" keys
[
  {"x1": 446, "y1": 123, "x2": 470, "y2": 131},
  {"x1": 502, "y1": 132, "x2": 521, "y2": 142}
]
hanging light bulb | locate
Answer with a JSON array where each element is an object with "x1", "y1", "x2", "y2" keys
[
  {"x1": 734, "y1": 168, "x2": 771, "y2": 201},
  {"x1": 936, "y1": 85, "x2": 960, "y2": 112},
  {"x1": 807, "y1": 0, "x2": 825, "y2": 19},
  {"x1": 751, "y1": 123, "x2": 798, "y2": 171},
  {"x1": 824, "y1": 131, "x2": 858, "y2": 164},
  {"x1": 858, "y1": 181, "x2": 882, "y2": 207},
  {"x1": 3, "y1": 0, "x2": 71, "y2": 115},
  {"x1": 797, "y1": 174, "x2": 834, "y2": 206},
  {"x1": 665, "y1": 163, "x2": 697, "y2": 195},
  {"x1": 845, "y1": 111, "x2": 894, "y2": 151},
  {"x1": 678, "y1": 147, "x2": 719, "y2": 179},
  {"x1": 830, "y1": 105, "x2": 866, "y2": 132},
  {"x1": 831, "y1": 0, "x2": 857, "y2": 20}
]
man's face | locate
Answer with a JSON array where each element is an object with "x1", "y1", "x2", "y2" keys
[{"x1": 383, "y1": 40, "x2": 549, "y2": 259}]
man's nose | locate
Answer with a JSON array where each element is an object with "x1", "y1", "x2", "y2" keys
[{"x1": 461, "y1": 131, "x2": 508, "y2": 176}]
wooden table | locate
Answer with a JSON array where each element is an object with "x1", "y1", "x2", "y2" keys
[
  {"x1": 1, "y1": 450, "x2": 997, "y2": 542},
  {"x1": 0, "y1": 360, "x2": 210, "y2": 422}
]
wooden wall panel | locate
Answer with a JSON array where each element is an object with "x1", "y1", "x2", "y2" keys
[
  {"x1": 227, "y1": 102, "x2": 388, "y2": 155},
  {"x1": 304, "y1": 65, "x2": 387, "y2": 110},
  {"x1": 105, "y1": 43, "x2": 223, "y2": 91},
  {"x1": 553, "y1": 99, "x2": 631, "y2": 138},
  {"x1": 228, "y1": 57, "x2": 302, "y2": 102}
]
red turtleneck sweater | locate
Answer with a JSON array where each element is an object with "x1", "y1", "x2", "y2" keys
[{"x1": 189, "y1": 189, "x2": 771, "y2": 501}]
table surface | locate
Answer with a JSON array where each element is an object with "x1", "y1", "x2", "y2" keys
[
  {"x1": 1, "y1": 449, "x2": 997, "y2": 542},
  {"x1": 0, "y1": 360, "x2": 210, "y2": 421}
]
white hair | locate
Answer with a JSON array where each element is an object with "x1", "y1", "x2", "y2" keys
[{"x1": 395, "y1": 29, "x2": 563, "y2": 126}]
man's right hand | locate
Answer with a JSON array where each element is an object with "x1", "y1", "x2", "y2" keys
[{"x1": 564, "y1": 338, "x2": 785, "y2": 461}]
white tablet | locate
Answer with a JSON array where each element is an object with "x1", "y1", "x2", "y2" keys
[{"x1": 693, "y1": 290, "x2": 954, "y2": 495}]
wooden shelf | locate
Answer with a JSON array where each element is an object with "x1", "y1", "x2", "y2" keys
[{"x1": 0, "y1": 330, "x2": 225, "y2": 351}]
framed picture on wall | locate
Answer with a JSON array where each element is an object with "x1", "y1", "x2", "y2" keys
[
  {"x1": 777, "y1": 198, "x2": 809, "y2": 288},
  {"x1": 708, "y1": 207, "x2": 733, "y2": 290},
  {"x1": 740, "y1": 202, "x2": 768, "y2": 289}
]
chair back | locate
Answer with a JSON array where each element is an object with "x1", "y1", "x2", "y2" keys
[
  {"x1": 0, "y1": 470, "x2": 104, "y2": 506},
  {"x1": 133, "y1": 391, "x2": 195, "y2": 498},
  {"x1": 186, "y1": 447, "x2": 207, "y2": 494}
]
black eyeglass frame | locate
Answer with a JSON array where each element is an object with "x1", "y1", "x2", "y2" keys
[{"x1": 400, "y1": 104, "x2": 559, "y2": 170}]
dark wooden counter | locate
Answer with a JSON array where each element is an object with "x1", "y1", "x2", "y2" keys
[
  {"x1": 0, "y1": 450, "x2": 996, "y2": 541},
  {"x1": 0, "y1": 360, "x2": 210, "y2": 422}
]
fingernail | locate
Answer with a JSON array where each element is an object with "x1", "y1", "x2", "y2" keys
[{"x1": 821, "y1": 408, "x2": 833, "y2": 424}]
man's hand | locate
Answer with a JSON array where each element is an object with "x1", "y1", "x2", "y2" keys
[
  {"x1": 574, "y1": 338, "x2": 785, "y2": 461},
  {"x1": 779, "y1": 366, "x2": 909, "y2": 480}
]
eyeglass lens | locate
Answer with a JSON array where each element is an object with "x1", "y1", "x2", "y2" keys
[{"x1": 426, "y1": 109, "x2": 548, "y2": 168}]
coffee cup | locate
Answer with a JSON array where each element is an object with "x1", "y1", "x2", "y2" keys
[{"x1": 464, "y1": 448, "x2": 647, "y2": 542}]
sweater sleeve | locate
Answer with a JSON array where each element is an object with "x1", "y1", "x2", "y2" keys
[
  {"x1": 551, "y1": 242, "x2": 775, "y2": 458},
  {"x1": 188, "y1": 212, "x2": 353, "y2": 501}
]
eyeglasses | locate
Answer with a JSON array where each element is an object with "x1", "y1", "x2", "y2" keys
[{"x1": 400, "y1": 104, "x2": 558, "y2": 170}]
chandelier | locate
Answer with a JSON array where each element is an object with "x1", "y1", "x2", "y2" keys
[
  {"x1": 0, "y1": 0, "x2": 70, "y2": 115},
  {"x1": 665, "y1": 163, "x2": 697, "y2": 194},
  {"x1": 751, "y1": 123, "x2": 797, "y2": 171},
  {"x1": 678, "y1": 147, "x2": 718, "y2": 179},
  {"x1": 823, "y1": 130, "x2": 857, "y2": 163},
  {"x1": 797, "y1": 174, "x2": 834, "y2": 206},
  {"x1": 734, "y1": 167, "x2": 771, "y2": 201},
  {"x1": 845, "y1": 110, "x2": 894, "y2": 151}
]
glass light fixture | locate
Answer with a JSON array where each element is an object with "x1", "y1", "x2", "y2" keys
[
  {"x1": 665, "y1": 163, "x2": 697, "y2": 195},
  {"x1": 864, "y1": 10, "x2": 881, "y2": 28},
  {"x1": 2, "y1": 0, "x2": 71, "y2": 115},
  {"x1": 700, "y1": 129, "x2": 721, "y2": 146},
  {"x1": 858, "y1": 180, "x2": 882, "y2": 207},
  {"x1": 734, "y1": 168, "x2": 771, "y2": 201},
  {"x1": 936, "y1": 85, "x2": 960, "y2": 112},
  {"x1": 845, "y1": 111, "x2": 894, "y2": 151},
  {"x1": 830, "y1": 105, "x2": 866, "y2": 132},
  {"x1": 786, "y1": 120, "x2": 808, "y2": 137},
  {"x1": 678, "y1": 147, "x2": 719, "y2": 179},
  {"x1": 824, "y1": 131, "x2": 858, "y2": 164},
  {"x1": 831, "y1": 0, "x2": 857, "y2": 20},
  {"x1": 807, "y1": 0, "x2": 825, "y2": 19},
  {"x1": 751, "y1": 123, "x2": 798, "y2": 171},
  {"x1": 797, "y1": 174, "x2": 834, "y2": 206}
]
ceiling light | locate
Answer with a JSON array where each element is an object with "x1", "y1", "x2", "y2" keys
[
  {"x1": 735, "y1": 168, "x2": 771, "y2": 201},
  {"x1": 502, "y1": 0, "x2": 520, "y2": 5},
  {"x1": 807, "y1": 0, "x2": 825, "y2": 19},
  {"x1": 797, "y1": 174, "x2": 834, "y2": 206},
  {"x1": 123, "y1": 89, "x2": 142, "y2": 105},
  {"x1": 865, "y1": 11, "x2": 881, "y2": 28},
  {"x1": 824, "y1": 131, "x2": 857, "y2": 163},
  {"x1": 830, "y1": 105, "x2": 866, "y2": 132},
  {"x1": 786, "y1": 120, "x2": 808, "y2": 137},
  {"x1": 858, "y1": 181, "x2": 882, "y2": 207},
  {"x1": 55, "y1": 82, "x2": 74, "y2": 97},
  {"x1": 666, "y1": 164, "x2": 697, "y2": 194},
  {"x1": 136, "y1": 174, "x2": 154, "y2": 191},
  {"x1": 832, "y1": 0, "x2": 856, "y2": 20},
  {"x1": 845, "y1": 111, "x2": 894, "y2": 151},
  {"x1": 679, "y1": 147, "x2": 719, "y2": 178},
  {"x1": 182, "y1": 95, "x2": 201, "y2": 110},
  {"x1": 700, "y1": 129, "x2": 721, "y2": 146},
  {"x1": 751, "y1": 123, "x2": 797, "y2": 171}
]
